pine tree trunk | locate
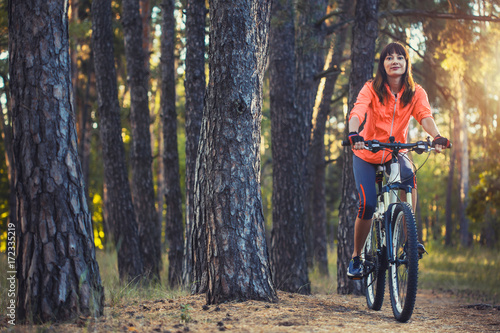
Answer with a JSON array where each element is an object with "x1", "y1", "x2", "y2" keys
[
  {"x1": 140, "y1": 0, "x2": 152, "y2": 70},
  {"x1": 308, "y1": 6, "x2": 350, "y2": 275},
  {"x1": 198, "y1": 0, "x2": 277, "y2": 304},
  {"x1": 337, "y1": 0, "x2": 379, "y2": 295},
  {"x1": 122, "y1": 0, "x2": 162, "y2": 281},
  {"x1": 183, "y1": 0, "x2": 206, "y2": 292},
  {"x1": 92, "y1": 0, "x2": 144, "y2": 281},
  {"x1": 161, "y1": 0, "x2": 184, "y2": 288},
  {"x1": 81, "y1": 69, "x2": 93, "y2": 201},
  {"x1": 10, "y1": 0, "x2": 104, "y2": 322},
  {"x1": 295, "y1": 0, "x2": 329, "y2": 269},
  {"x1": 269, "y1": 0, "x2": 310, "y2": 294}
]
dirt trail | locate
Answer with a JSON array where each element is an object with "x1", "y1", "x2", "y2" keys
[{"x1": 3, "y1": 289, "x2": 500, "y2": 332}]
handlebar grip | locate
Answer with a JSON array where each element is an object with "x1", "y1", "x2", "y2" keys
[{"x1": 341, "y1": 140, "x2": 351, "y2": 146}]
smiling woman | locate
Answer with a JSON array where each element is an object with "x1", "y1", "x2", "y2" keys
[
  {"x1": 384, "y1": 53, "x2": 407, "y2": 82},
  {"x1": 346, "y1": 41, "x2": 450, "y2": 280}
]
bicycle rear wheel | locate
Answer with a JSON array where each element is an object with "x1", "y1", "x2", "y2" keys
[
  {"x1": 364, "y1": 218, "x2": 386, "y2": 310},
  {"x1": 388, "y1": 202, "x2": 419, "y2": 322}
]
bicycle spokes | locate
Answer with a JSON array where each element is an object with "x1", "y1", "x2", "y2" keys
[{"x1": 389, "y1": 203, "x2": 419, "y2": 322}]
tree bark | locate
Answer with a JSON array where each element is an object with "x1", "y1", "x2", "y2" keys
[
  {"x1": 140, "y1": 0, "x2": 152, "y2": 70},
  {"x1": 269, "y1": 0, "x2": 310, "y2": 294},
  {"x1": 10, "y1": 0, "x2": 104, "y2": 322},
  {"x1": 197, "y1": 0, "x2": 277, "y2": 304},
  {"x1": 337, "y1": 0, "x2": 379, "y2": 295},
  {"x1": 307, "y1": 0, "x2": 350, "y2": 275},
  {"x1": 160, "y1": 0, "x2": 184, "y2": 288},
  {"x1": 183, "y1": 0, "x2": 207, "y2": 293},
  {"x1": 122, "y1": 0, "x2": 162, "y2": 281},
  {"x1": 295, "y1": 0, "x2": 329, "y2": 269},
  {"x1": 92, "y1": 0, "x2": 144, "y2": 281}
]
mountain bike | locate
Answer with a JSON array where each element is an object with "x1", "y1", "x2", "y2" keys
[{"x1": 342, "y1": 136, "x2": 447, "y2": 322}]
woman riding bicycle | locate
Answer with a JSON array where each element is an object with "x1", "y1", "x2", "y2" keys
[{"x1": 347, "y1": 41, "x2": 450, "y2": 279}]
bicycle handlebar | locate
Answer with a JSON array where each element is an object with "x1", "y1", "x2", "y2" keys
[{"x1": 341, "y1": 137, "x2": 452, "y2": 153}]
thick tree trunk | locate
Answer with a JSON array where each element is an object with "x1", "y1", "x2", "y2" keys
[
  {"x1": 10, "y1": 0, "x2": 104, "y2": 322},
  {"x1": 337, "y1": 0, "x2": 379, "y2": 295},
  {"x1": 122, "y1": 0, "x2": 162, "y2": 281},
  {"x1": 140, "y1": 0, "x2": 151, "y2": 70},
  {"x1": 308, "y1": 5, "x2": 350, "y2": 275},
  {"x1": 92, "y1": 0, "x2": 144, "y2": 281},
  {"x1": 77, "y1": 61, "x2": 94, "y2": 202},
  {"x1": 196, "y1": 0, "x2": 277, "y2": 304},
  {"x1": 161, "y1": 0, "x2": 184, "y2": 288},
  {"x1": 295, "y1": 0, "x2": 329, "y2": 269},
  {"x1": 183, "y1": 0, "x2": 206, "y2": 292},
  {"x1": 269, "y1": 0, "x2": 310, "y2": 294}
]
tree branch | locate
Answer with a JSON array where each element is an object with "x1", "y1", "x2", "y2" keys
[
  {"x1": 314, "y1": 67, "x2": 341, "y2": 81},
  {"x1": 379, "y1": 9, "x2": 500, "y2": 22},
  {"x1": 325, "y1": 9, "x2": 500, "y2": 35},
  {"x1": 380, "y1": 29, "x2": 425, "y2": 60},
  {"x1": 316, "y1": 11, "x2": 346, "y2": 26},
  {"x1": 324, "y1": 18, "x2": 353, "y2": 36},
  {"x1": 331, "y1": 90, "x2": 348, "y2": 106}
]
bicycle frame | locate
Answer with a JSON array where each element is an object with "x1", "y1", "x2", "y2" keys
[{"x1": 370, "y1": 141, "x2": 415, "y2": 266}]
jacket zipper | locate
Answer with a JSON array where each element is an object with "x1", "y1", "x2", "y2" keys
[{"x1": 381, "y1": 93, "x2": 398, "y2": 164}]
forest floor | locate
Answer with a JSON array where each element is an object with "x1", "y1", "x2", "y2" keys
[{"x1": 2, "y1": 288, "x2": 500, "y2": 332}]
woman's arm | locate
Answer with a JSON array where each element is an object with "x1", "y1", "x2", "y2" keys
[
  {"x1": 421, "y1": 117, "x2": 440, "y2": 138},
  {"x1": 421, "y1": 117, "x2": 445, "y2": 153},
  {"x1": 348, "y1": 116, "x2": 361, "y2": 133}
]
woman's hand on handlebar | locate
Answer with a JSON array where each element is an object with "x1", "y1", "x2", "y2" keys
[
  {"x1": 432, "y1": 135, "x2": 451, "y2": 153},
  {"x1": 348, "y1": 132, "x2": 365, "y2": 150}
]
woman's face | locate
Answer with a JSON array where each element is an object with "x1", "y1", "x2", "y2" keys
[{"x1": 384, "y1": 52, "x2": 406, "y2": 78}]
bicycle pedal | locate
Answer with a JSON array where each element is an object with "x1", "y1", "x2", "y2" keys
[{"x1": 349, "y1": 276, "x2": 362, "y2": 281}]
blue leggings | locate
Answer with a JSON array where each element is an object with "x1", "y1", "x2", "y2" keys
[{"x1": 353, "y1": 154, "x2": 416, "y2": 219}]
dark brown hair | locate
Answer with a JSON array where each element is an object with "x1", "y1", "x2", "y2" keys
[{"x1": 372, "y1": 42, "x2": 415, "y2": 106}]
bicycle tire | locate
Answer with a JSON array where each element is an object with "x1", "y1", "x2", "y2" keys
[
  {"x1": 388, "y1": 202, "x2": 419, "y2": 322},
  {"x1": 364, "y1": 218, "x2": 386, "y2": 310}
]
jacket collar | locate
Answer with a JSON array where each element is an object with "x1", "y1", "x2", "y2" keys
[{"x1": 384, "y1": 83, "x2": 405, "y2": 98}]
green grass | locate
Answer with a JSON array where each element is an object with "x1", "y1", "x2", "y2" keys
[
  {"x1": 95, "y1": 250, "x2": 189, "y2": 308},
  {"x1": 309, "y1": 241, "x2": 500, "y2": 305},
  {"x1": 309, "y1": 246, "x2": 338, "y2": 295},
  {"x1": 418, "y1": 241, "x2": 500, "y2": 304}
]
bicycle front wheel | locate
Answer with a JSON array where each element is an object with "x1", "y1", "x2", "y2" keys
[
  {"x1": 364, "y1": 218, "x2": 386, "y2": 310},
  {"x1": 388, "y1": 202, "x2": 419, "y2": 322}
]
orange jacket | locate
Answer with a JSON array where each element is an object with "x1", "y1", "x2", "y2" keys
[{"x1": 349, "y1": 81, "x2": 433, "y2": 164}]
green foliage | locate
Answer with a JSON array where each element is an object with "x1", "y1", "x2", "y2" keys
[
  {"x1": 309, "y1": 245, "x2": 338, "y2": 295},
  {"x1": 467, "y1": 129, "x2": 500, "y2": 246},
  {"x1": 180, "y1": 304, "x2": 193, "y2": 323}
]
